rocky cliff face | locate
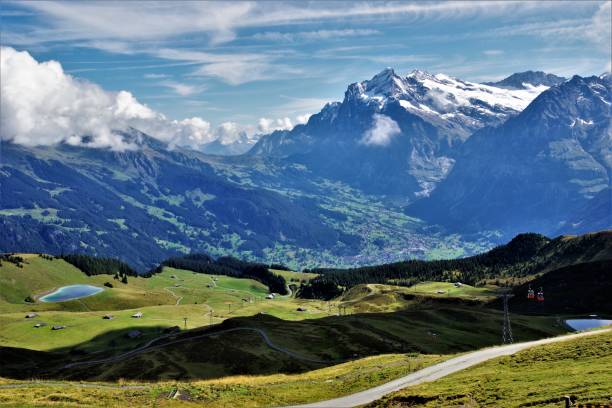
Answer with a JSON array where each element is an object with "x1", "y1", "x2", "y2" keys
[
  {"x1": 250, "y1": 68, "x2": 547, "y2": 198},
  {"x1": 409, "y1": 74, "x2": 611, "y2": 237}
]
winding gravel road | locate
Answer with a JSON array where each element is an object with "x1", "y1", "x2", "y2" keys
[{"x1": 285, "y1": 328, "x2": 610, "y2": 408}]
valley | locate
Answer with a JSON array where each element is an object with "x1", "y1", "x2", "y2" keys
[
  {"x1": 0, "y1": 232, "x2": 610, "y2": 406},
  {"x1": 1, "y1": 7, "x2": 611, "y2": 406}
]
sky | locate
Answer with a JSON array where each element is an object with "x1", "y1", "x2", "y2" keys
[{"x1": 1, "y1": 1, "x2": 611, "y2": 149}]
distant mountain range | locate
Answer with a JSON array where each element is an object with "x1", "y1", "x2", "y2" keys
[
  {"x1": 1, "y1": 69, "x2": 610, "y2": 269},
  {"x1": 484, "y1": 70, "x2": 566, "y2": 89},
  {"x1": 410, "y1": 73, "x2": 611, "y2": 237},
  {"x1": 250, "y1": 69, "x2": 548, "y2": 198}
]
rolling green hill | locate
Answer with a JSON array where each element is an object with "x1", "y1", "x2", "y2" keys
[
  {"x1": 299, "y1": 231, "x2": 612, "y2": 299},
  {"x1": 1, "y1": 302, "x2": 564, "y2": 381},
  {"x1": 506, "y1": 260, "x2": 612, "y2": 315},
  {"x1": 369, "y1": 330, "x2": 612, "y2": 408},
  {"x1": 0, "y1": 256, "x2": 331, "y2": 353}
]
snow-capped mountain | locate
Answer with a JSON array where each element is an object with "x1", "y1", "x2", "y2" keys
[
  {"x1": 346, "y1": 68, "x2": 547, "y2": 138},
  {"x1": 250, "y1": 68, "x2": 550, "y2": 198},
  {"x1": 200, "y1": 129, "x2": 258, "y2": 155},
  {"x1": 409, "y1": 73, "x2": 611, "y2": 237},
  {"x1": 485, "y1": 70, "x2": 566, "y2": 90}
]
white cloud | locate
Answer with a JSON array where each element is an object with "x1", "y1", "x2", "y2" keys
[
  {"x1": 144, "y1": 73, "x2": 169, "y2": 79},
  {"x1": 257, "y1": 117, "x2": 294, "y2": 134},
  {"x1": 277, "y1": 95, "x2": 330, "y2": 117},
  {"x1": 587, "y1": 1, "x2": 612, "y2": 52},
  {"x1": 295, "y1": 114, "x2": 312, "y2": 125},
  {"x1": 483, "y1": 49, "x2": 504, "y2": 56},
  {"x1": 154, "y1": 47, "x2": 299, "y2": 85},
  {"x1": 252, "y1": 29, "x2": 380, "y2": 42},
  {"x1": 0, "y1": 47, "x2": 307, "y2": 151},
  {"x1": 159, "y1": 80, "x2": 204, "y2": 96},
  {"x1": 360, "y1": 114, "x2": 401, "y2": 147},
  {"x1": 1, "y1": 46, "x2": 152, "y2": 149},
  {"x1": 11, "y1": 1, "x2": 587, "y2": 50}
]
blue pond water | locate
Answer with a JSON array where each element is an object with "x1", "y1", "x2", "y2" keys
[
  {"x1": 39, "y1": 285, "x2": 104, "y2": 302},
  {"x1": 565, "y1": 319, "x2": 612, "y2": 331}
]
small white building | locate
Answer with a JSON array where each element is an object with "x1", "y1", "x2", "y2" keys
[
  {"x1": 25, "y1": 312, "x2": 38, "y2": 319},
  {"x1": 266, "y1": 294, "x2": 274, "y2": 299},
  {"x1": 131, "y1": 312, "x2": 143, "y2": 318}
]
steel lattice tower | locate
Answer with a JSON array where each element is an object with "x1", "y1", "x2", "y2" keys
[{"x1": 502, "y1": 294, "x2": 514, "y2": 344}]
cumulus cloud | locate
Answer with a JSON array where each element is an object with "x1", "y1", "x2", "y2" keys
[
  {"x1": 257, "y1": 117, "x2": 294, "y2": 134},
  {"x1": 1, "y1": 46, "x2": 152, "y2": 149},
  {"x1": 295, "y1": 114, "x2": 312, "y2": 125},
  {"x1": 360, "y1": 114, "x2": 401, "y2": 147},
  {"x1": 0, "y1": 47, "x2": 302, "y2": 151}
]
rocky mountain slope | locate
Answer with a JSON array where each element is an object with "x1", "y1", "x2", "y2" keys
[
  {"x1": 485, "y1": 70, "x2": 566, "y2": 89},
  {"x1": 0, "y1": 131, "x2": 358, "y2": 270},
  {"x1": 409, "y1": 74, "x2": 611, "y2": 237},
  {"x1": 250, "y1": 69, "x2": 548, "y2": 198}
]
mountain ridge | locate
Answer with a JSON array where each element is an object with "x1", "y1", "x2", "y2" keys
[
  {"x1": 249, "y1": 68, "x2": 550, "y2": 198},
  {"x1": 408, "y1": 73, "x2": 612, "y2": 237}
]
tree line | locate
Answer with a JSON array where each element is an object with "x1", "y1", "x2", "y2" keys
[
  {"x1": 297, "y1": 233, "x2": 552, "y2": 299},
  {"x1": 61, "y1": 254, "x2": 138, "y2": 279},
  {"x1": 150, "y1": 253, "x2": 288, "y2": 295}
]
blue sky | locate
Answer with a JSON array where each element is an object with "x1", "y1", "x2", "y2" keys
[{"x1": 1, "y1": 0, "x2": 611, "y2": 128}]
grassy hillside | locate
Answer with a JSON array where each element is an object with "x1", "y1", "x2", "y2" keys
[
  {"x1": 0, "y1": 353, "x2": 448, "y2": 408},
  {"x1": 506, "y1": 260, "x2": 612, "y2": 315},
  {"x1": 270, "y1": 268, "x2": 318, "y2": 283},
  {"x1": 338, "y1": 282, "x2": 497, "y2": 314},
  {"x1": 1, "y1": 302, "x2": 565, "y2": 381},
  {"x1": 369, "y1": 330, "x2": 612, "y2": 408},
  {"x1": 0, "y1": 257, "x2": 331, "y2": 352},
  {"x1": 299, "y1": 231, "x2": 612, "y2": 299}
]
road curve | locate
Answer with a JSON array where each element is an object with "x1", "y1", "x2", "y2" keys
[{"x1": 285, "y1": 328, "x2": 610, "y2": 408}]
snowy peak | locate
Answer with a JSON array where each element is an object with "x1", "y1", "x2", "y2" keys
[
  {"x1": 519, "y1": 74, "x2": 612, "y2": 131},
  {"x1": 346, "y1": 67, "x2": 409, "y2": 101},
  {"x1": 345, "y1": 68, "x2": 549, "y2": 134},
  {"x1": 485, "y1": 71, "x2": 566, "y2": 90}
]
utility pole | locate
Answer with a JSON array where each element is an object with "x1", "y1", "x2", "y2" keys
[
  {"x1": 183, "y1": 317, "x2": 188, "y2": 330},
  {"x1": 502, "y1": 294, "x2": 513, "y2": 344}
]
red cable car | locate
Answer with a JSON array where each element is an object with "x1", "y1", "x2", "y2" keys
[
  {"x1": 536, "y1": 287, "x2": 544, "y2": 302},
  {"x1": 527, "y1": 286, "x2": 535, "y2": 300}
]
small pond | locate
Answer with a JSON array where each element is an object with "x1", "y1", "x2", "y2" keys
[
  {"x1": 39, "y1": 285, "x2": 104, "y2": 302},
  {"x1": 565, "y1": 319, "x2": 612, "y2": 331}
]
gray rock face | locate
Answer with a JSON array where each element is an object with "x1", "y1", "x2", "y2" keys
[
  {"x1": 409, "y1": 74, "x2": 612, "y2": 237},
  {"x1": 485, "y1": 71, "x2": 566, "y2": 90}
]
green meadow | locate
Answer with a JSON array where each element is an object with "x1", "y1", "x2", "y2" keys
[{"x1": 0, "y1": 253, "x2": 602, "y2": 408}]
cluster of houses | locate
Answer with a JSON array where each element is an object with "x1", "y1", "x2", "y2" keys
[{"x1": 26, "y1": 313, "x2": 66, "y2": 330}]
